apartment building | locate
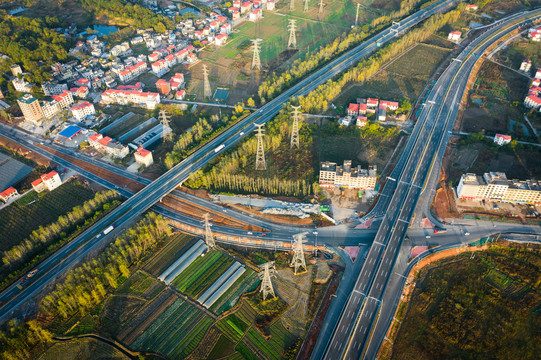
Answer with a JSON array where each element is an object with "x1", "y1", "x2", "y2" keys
[
  {"x1": 71, "y1": 101, "x2": 96, "y2": 121},
  {"x1": 319, "y1": 160, "x2": 377, "y2": 190},
  {"x1": 457, "y1": 172, "x2": 541, "y2": 204},
  {"x1": 100, "y1": 89, "x2": 160, "y2": 109},
  {"x1": 17, "y1": 94, "x2": 44, "y2": 123},
  {"x1": 31, "y1": 170, "x2": 62, "y2": 193}
]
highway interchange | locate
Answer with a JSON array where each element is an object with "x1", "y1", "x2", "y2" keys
[{"x1": 1, "y1": 1, "x2": 541, "y2": 358}]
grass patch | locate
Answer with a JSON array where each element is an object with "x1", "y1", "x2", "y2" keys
[{"x1": 391, "y1": 245, "x2": 541, "y2": 360}]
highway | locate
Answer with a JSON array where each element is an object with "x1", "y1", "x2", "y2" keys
[
  {"x1": 0, "y1": 0, "x2": 461, "y2": 322},
  {"x1": 320, "y1": 8, "x2": 541, "y2": 360}
]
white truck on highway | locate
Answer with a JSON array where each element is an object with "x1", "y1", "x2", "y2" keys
[
  {"x1": 103, "y1": 225, "x2": 115, "y2": 235},
  {"x1": 214, "y1": 144, "x2": 225, "y2": 153}
]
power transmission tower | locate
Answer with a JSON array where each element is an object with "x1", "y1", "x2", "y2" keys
[
  {"x1": 287, "y1": 19, "x2": 297, "y2": 49},
  {"x1": 254, "y1": 123, "x2": 266, "y2": 170},
  {"x1": 290, "y1": 0, "x2": 294, "y2": 10},
  {"x1": 251, "y1": 39, "x2": 262, "y2": 70},
  {"x1": 290, "y1": 105, "x2": 302, "y2": 149},
  {"x1": 202, "y1": 213, "x2": 215, "y2": 248},
  {"x1": 259, "y1": 262, "x2": 276, "y2": 300},
  {"x1": 159, "y1": 109, "x2": 173, "y2": 142},
  {"x1": 304, "y1": 0, "x2": 309, "y2": 11},
  {"x1": 290, "y1": 232, "x2": 307, "y2": 275},
  {"x1": 319, "y1": 0, "x2": 324, "y2": 13},
  {"x1": 202, "y1": 64, "x2": 212, "y2": 99},
  {"x1": 355, "y1": 3, "x2": 361, "y2": 27}
]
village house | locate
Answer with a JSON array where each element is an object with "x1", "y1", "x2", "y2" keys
[
  {"x1": 134, "y1": 146, "x2": 154, "y2": 167},
  {"x1": 31, "y1": 171, "x2": 62, "y2": 193}
]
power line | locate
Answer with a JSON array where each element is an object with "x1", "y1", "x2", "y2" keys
[
  {"x1": 202, "y1": 64, "x2": 212, "y2": 99},
  {"x1": 304, "y1": 0, "x2": 309, "y2": 11},
  {"x1": 319, "y1": 0, "x2": 324, "y2": 13},
  {"x1": 355, "y1": 3, "x2": 361, "y2": 27},
  {"x1": 288, "y1": 19, "x2": 297, "y2": 49},
  {"x1": 254, "y1": 123, "x2": 266, "y2": 170},
  {"x1": 202, "y1": 213, "x2": 215, "y2": 248},
  {"x1": 291, "y1": 232, "x2": 307, "y2": 275},
  {"x1": 251, "y1": 39, "x2": 262, "y2": 70},
  {"x1": 290, "y1": 0, "x2": 295, "y2": 10},
  {"x1": 290, "y1": 105, "x2": 302, "y2": 149},
  {"x1": 259, "y1": 261, "x2": 276, "y2": 300},
  {"x1": 159, "y1": 109, "x2": 173, "y2": 142}
]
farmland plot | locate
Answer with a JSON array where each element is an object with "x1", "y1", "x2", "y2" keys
[
  {"x1": 131, "y1": 297, "x2": 214, "y2": 357},
  {"x1": 211, "y1": 269, "x2": 260, "y2": 314},
  {"x1": 143, "y1": 233, "x2": 196, "y2": 276}
]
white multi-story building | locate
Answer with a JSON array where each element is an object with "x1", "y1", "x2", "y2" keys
[
  {"x1": 457, "y1": 172, "x2": 541, "y2": 204},
  {"x1": 118, "y1": 61, "x2": 148, "y2": 83},
  {"x1": 41, "y1": 100, "x2": 60, "y2": 119},
  {"x1": 42, "y1": 82, "x2": 68, "y2": 96},
  {"x1": 53, "y1": 90, "x2": 74, "y2": 110},
  {"x1": 12, "y1": 78, "x2": 33, "y2": 92},
  {"x1": 31, "y1": 170, "x2": 62, "y2": 193},
  {"x1": 493, "y1": 133, "x2": 512, "y2": 146},
  {"x1": 71, "y1": 101, "x2": 96, "y2": 120},
  {"x1": 319, "y1": 160, "x2": 377, "y2": 190},
  {"x1": 100, "y1": 89, "x2": 160, "y2": 109},
  {"x1": 134, "y1": 146, "x2": 154, "y2": 167}
]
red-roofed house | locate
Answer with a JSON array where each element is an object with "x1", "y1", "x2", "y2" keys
[
  {"x1": 249, "y1": 8, "x2": 262, "y2": 21},
  {"x1": 229, "y1": 6, "x2": 239, "y2": 13},
  {"x1": 53, "y1": 90, "x2": 74, "y2": 109},
  {"x1": 76, "y1": 78, "x2": 90, "y2": 88},
  {"x1": 148, "y1": 52, "x2": 160, "y2": 62},
  {"x1": 366, "y1": 98, "x2": 379, "y2": 112},
  {"x1": 356, "y1": 116, "x2": 368, "y2": 128},
  {"x1": 71, "y1": 101, "x2": 95, "y2": 120},
  {"x1": 379, "y1": 100, "x2": 399, "y2": 111},
  {"x1": 267, "y1": 1, "x2": 275, "y2": 10},
  {"x1": 466, "y1": 4, "x2": 478, "y2": 10},
  {"x1": 448, "y1": 31, "x2": 462, "y2": 42},
  {"x1": 215, "y1": 34, "x2": 228, "y2": 46},
  {"x1": 348, "y1": 103, "x2": 360, "y2": 116},
  {"x1": 210, "y1": 21, "x2": 219, "y2": 31},
  {"x1": 156, "y1": 79, "x2": 171, "y2": 95},
  {"x1": 0, "y1": 187, "x2": 19, "y2": 202},
  {"x1": 166, "y1": 44, "x2": 176, "y2": 54},
  {"x1": 529, "y1": 30, "x2": 541, "y2": 42},
  {"x1": 194, "y1": 30, "x2": 204, "y2": 40},
  {"x1": 87, "y1": 133, "x2": 129, "y2": 158},
  {"x1": 165, "y1": 54, "x2": 177, "y2": 67},
  {"x1": 231, "y1": 10, "x2": 240, "y2": 20},
  {"x1": 31, "y1": 170, "x2": 62, "y2": 193},
  {"x1": 528, "y1": 86, "x2": 541, "y2": 96},
  {"x1": 358, "y1": 103, "x2": 367, "y2": 115},
  {"x1": 151, "y1": 59, "x2": 169, "y2": 75},
  {"x1": 100, "y1": 89, "x2": 160, "y2": 109},
  {"x1": 532, "y1": 78, "x2": 541, "y2": 87},
  {"x1": 118, "y1": 61, "x2": 147, "y2": 83},
  {"x1": 221, "y1": 23, "x2": 232, "y2": 34},
  {"x1": 524, "y1": 95, "x2": 541, "y2": 108},
  {"x1": 233, "y1": 0, "x2": 241, "y2": 7},
  {"x1": 241, "y1": 1, "x2": 253, "y2": 13},
  {"x1": 176, "y1": 89, "x2": 186, "y2": 100},
  {"x1": 134, "y1": 146, "x2": 154, "y2": 167},
  {"x1": 70, "y1": 86, "x2": 89, "y2": 99},
  {"x1": 117, "y1": 82, "x2": 143, "y2": 91},
  {"x1": 494, "y1": 134, "x2": 512, "y2": 146},
  {"x1": 169, "y1": 73, "x2": 185, "y2": 90}
]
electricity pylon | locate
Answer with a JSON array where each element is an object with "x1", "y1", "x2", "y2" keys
[
  {"x1": 319, "y1": 0, "x2": 324, "y2": 13},
  {"x1": 290, "y1": 232, "x2": 307, "y2": 275},
  {"x1": 290, "y1": 105, "x2": 302, "y2": 149},
  {"x1": 259, "y1": 262, "x2": 276, "y2": 300},
  {"x1": 251, "y1": 39, "x2": 262, "y2": 70},
  {"x1": 203, "y1": 213, "x2": 215, "y2": 248},
  {"x1": 355, "y1": 3, "x2": 361, "y2": 27},
  {"x1": 254, "y1": 124, "x2": 266, "y2": 170},
  {"x1": 159, "y1": 109, "x2": 173, "y2": 142},
  {"x1": 287, "y1": 19, "x2": 297, "y2": 49},
  {"x1": 202, "y1": 64, "x2": 212, "y2": 98},
  {"x1": 304, "y1": 0, "x2": 309, "y2": 11},
  {"x1": 290, "y1": 0, "x2": 294, "y2": 10}
]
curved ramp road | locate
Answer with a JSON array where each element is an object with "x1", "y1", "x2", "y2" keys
[
  {"x1": 0, "y1": 0, "x2": 459, "y2": 322},
  {"x1": 321, "y1": 8, "x2": 541, "y2": 360}
]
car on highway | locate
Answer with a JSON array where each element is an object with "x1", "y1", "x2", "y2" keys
[
  {"x1": 239, "y1": 132, "x2": 244, "y2": 136},
  {"x1": 247, "y1": 231, "x2": 253, "y2": 235}
]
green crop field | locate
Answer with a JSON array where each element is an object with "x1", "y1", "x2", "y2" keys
[
  {"x1": 172, "y1": 250, "x2": 235, "y2": 298},
  {"x1": 38, "y1": 337, "x2": 129, "y2": 360},
  {"x1": 211, "y1": 269, "x2": 260, "y2": 314},
  {"x1": 243, "y1": 328, "x2": 282, "y2": 360},
  {"x1": 131, "y1": 297, "x2": 213, "y2": 357},
  {"x1": 216, "y1": 314, "x2": 250, "y2": 342},
  {"x1": 143, "y1": 233, "x2": 196, "y2": 276},
  {"x1": 0, "y1": 181, "x2": 95, "y2": 252}
]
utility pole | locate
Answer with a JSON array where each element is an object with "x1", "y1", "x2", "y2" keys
[
  {"x1": 290, "y1": 105, "x2": 302, "y2": 149},
  {"x1": 259, "y1": 261, "x2": 276, "y2": 300},
  {"x1": 290, "y1": 232, "x2": 307, "y2": 275},
  {"x1": 203, "y1": 213, "x2": 215, "y2": 248},
  {"x1": 355, "y1": 3, "x2": 361, "y2": 27},
  {"x1": 319, "y1": 0, "x2": 324, "y2": 13},
  {"x1": 159, "y1": 109, "x2": 173, "y2": 142},
  {"x1": 290, "y1": 0, "x2": 294, "y2": 10},
  {"x1": 202, "y1": 64, "x2": 212, "y2": 99},
  {"x1": 304, "y1": 0, "x2": 309, "y2": 11},
  {"x1": 254, "y1": 123, "x2": 266, "y2": 170},
  {"x1": 287, "y1": 19, "x2": 297, "y2": 49},
  {"x1": 251, "y1": 39, "x2": 262, "y2": 70}
]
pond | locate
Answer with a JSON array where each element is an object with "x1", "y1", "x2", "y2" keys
[{"x1": 78, "y1": 25, "x2": 119, "y2": 37}]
